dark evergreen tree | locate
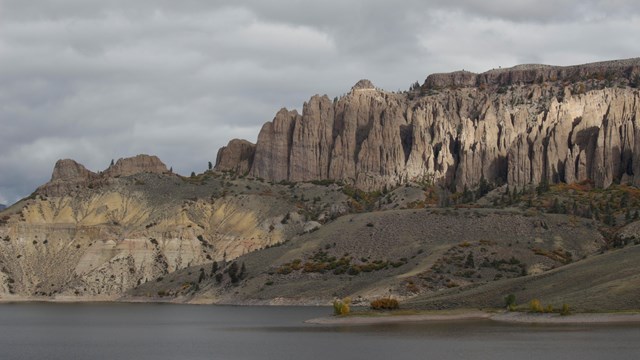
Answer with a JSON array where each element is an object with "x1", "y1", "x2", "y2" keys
[
  {"x1": 239, "y1": 262, "x2": 246, "y2": 279},
  {"x1": 476, "y1": 175, "x2": 491, "y2": 198},
  {"x1": 228, "y1": 262, "x2": 239, "y2": 283},
  {"x1": 536, "y1": 178, "x2": 550, "y2": 195},
  {"x1": 465, "y1": 253, "x2": 475, "y2": 268},
  {"x1": 210, "y1": 261, "x2": 218, "y2": 276}
]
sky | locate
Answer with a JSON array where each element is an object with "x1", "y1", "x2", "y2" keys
[{"x1": 1, "y1": 0, "x2": 639, "y2": 205}]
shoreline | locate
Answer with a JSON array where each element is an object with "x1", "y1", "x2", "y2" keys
[
  {"x1": 2, "y1": 297, "x2": 640, "y2": 325},
  {"x1": 306, "y1": 310, "x2": 492, "y2": 325},
  {"x1": 306, "y1": 310, "x2": 640, "y2": 325}
]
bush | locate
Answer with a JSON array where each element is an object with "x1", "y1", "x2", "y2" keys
[
  {"x1": 370, "y1": 297, "x2": 400, "y2": 310},
  {"x1": 529, "y1": 298, "x2": 544, "y2": 313},
  {"x1": 333, "y1": 297, "x2": 351, "y2": 316},
  {"x1": 504, "y1": 294, "x2": 516, "y2": 310},
  {"x1": 560, "y1": 303, "x2": 571, "y2": 316}
]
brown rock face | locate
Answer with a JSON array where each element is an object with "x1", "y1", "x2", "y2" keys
[
  {"x1": 103, "y1": 154, "x2": 168, "y2": 177},
  {"x1": 37, "y1": 159, "x2": 98, "y2": 196},
  {"x1": 38, "y1": 155, "x2": 169, "y2": 196},
  {"x1": 215, "y1": 139, "x2": 256, "y2": 174},
  {"x1": 251, "y1": 108, "x2": 301, "y2": 181},
  {"x1": 50, "y1": 159, "x2": 97, "y2": 182},
  {"x1": 425, "y1": 59, "x2": 640, "y2": 89},
  {"x1": 215, "y1": 58, "x2": 640, "y2": 191}
]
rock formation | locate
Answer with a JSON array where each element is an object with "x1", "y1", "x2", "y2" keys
[
  {"x1": 50, "y1": 159, "x2": 97, "y2": 182},
  {"x1": 215, "y1": 139, "x2": 255, "y2": 174},
  {"x1": 37, "y1": 154, "x2": 169, "y2": 197},
  {"x1": 216, "y1": 58, "x2": 640, "y2": 191},
  {"x1": 103, "y1": 154, "x2": 168, "y2": 177}
]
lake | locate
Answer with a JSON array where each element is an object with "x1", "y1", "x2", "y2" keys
[{"x1": 0, "y1": 303, "x2": 638, "y2": 360}]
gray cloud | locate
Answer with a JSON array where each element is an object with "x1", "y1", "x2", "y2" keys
[{"x1": 0, "y1": 0, "x2": 639, "y2": 205}]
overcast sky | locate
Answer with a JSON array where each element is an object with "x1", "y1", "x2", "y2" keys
[{"x1": 1, "y1": 0, "x2": 639, "y2": 204}]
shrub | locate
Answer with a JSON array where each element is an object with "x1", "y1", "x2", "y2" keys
[
  {"x1": 370, "y1": 297, "x2": 400, "y2": 310},
  {"x1": 529, "y1": 299, "x2": 544, "y2": 313},
  {"x1": 504, "y1": 294, "x2": 516, "y2": 310},
  {"x1": 560, "y1": 303, "x2": 571, "y2": 316},
  {"x1": 333, "y1": 297, "x2": 351, "y2": 316}
]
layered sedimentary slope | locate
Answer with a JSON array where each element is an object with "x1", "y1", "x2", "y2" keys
[
  {"x1": 0, "y1": 155, "x2": 329, "y2": 299},
  {"x1": 216, "y1": 58, "x2": 640, "y2": 191}
]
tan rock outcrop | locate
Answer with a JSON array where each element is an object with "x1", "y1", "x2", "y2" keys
[
  {"x1": 37, "y1": 159, "x2": 98, "y2": 197},
  {"x1": 50, "y1": 159, "x2": 97, "y2": 182},
  {"x1": 38, "y1": 155, "x2": 170, "y2": 197},
  {"x1": 103, "y1": 154, "x2": 168, "y2": 177},
  {"x1": 215, "y1": 139, "x2": 255, "y2": 174},
  {"x1": 217, "y1": 58, "x2": 640, "y2": 191}
]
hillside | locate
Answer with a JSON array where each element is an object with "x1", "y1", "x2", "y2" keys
[{"x1": 0, "y1": 156, "x2": 349, "y2": 299}]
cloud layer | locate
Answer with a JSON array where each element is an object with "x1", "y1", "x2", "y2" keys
[{"x1": 1, "y1": 0, "x2": 639, "y2": 204}]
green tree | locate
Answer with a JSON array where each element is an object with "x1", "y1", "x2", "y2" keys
[
  {"x1": 536, "y1": 178, "x2": 550, "y2": 195},
  {"x1": 505, "y1": 294, "x2": 516, "y2": 310},
  {"x1": 465, "y1": 253, "x2": 475, "y2": 268},
  {"x1": 228, "y1": 261, "x2": 239, "y2": 283},
  {"x1": 239, "y1": 262, "x2": 246, "y2": 279},
  {"x1": 208, "y1": 161, "x2": 213, "y2": 170},
  {"x1": 476, "y1": 175, "x2": 491, "y2": 198},
  {"x1": 631, "y1": 74, "x2": 640, "y2": 89},
  {"x1": 620, "y1": 191, "x2": 630, "y2": 208}
]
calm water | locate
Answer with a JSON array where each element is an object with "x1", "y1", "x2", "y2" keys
[{"x1": 0, "y1": 303, "x2": 639, "y2": 360}]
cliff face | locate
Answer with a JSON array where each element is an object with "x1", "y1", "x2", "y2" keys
[
  {"x1": 216, "y1": 58, "x2": 640, "y2": 190},
  {"x1": 215, "y1": 139, "x2": 256, "y2": 175}
]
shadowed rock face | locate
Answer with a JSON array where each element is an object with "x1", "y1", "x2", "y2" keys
[
  {"x1": 216, "y1": 58, "x2": 640, "y2": 190},
  {"x1": 215, "y1": 139, "x2": 256, "y2": 175}
]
